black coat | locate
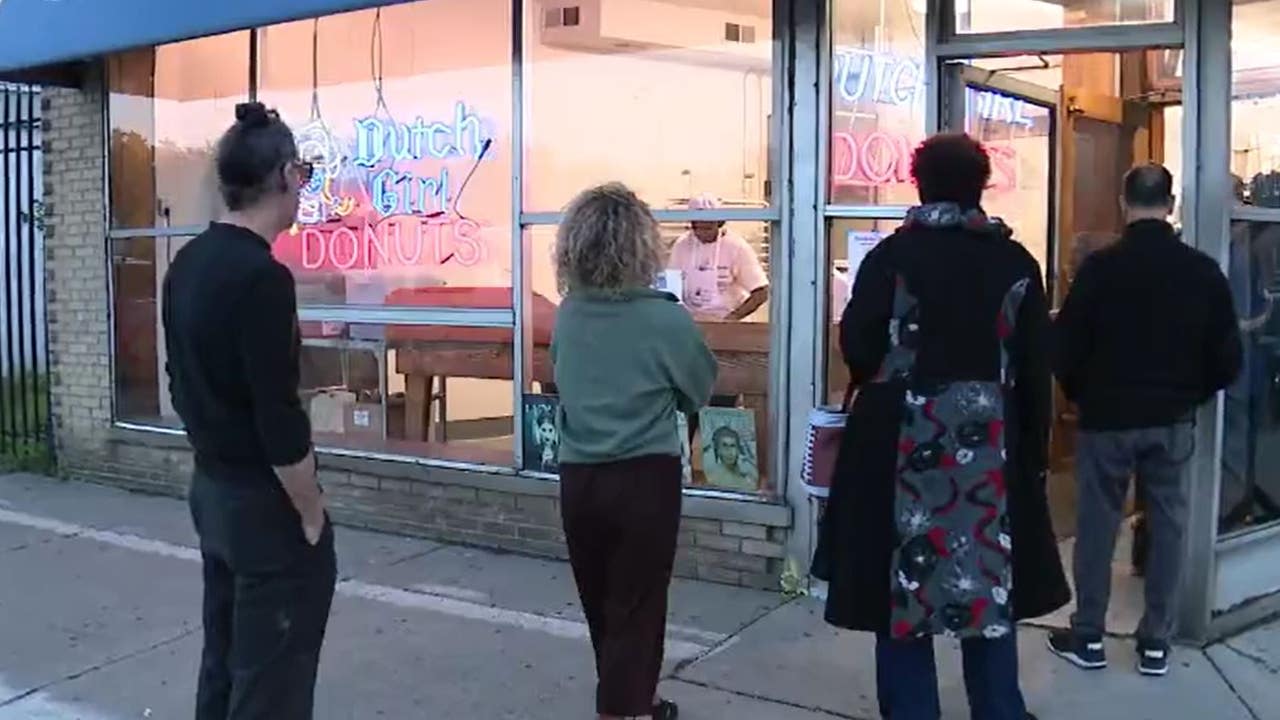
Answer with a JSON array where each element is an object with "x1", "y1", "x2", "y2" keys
[{"x1": 814, "y1": 221, "x2": 1070, "y2": 633}]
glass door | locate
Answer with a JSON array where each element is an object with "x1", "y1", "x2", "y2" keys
[{"x1": 939, "y1": 64, "x2": 1075, "y2": 533}]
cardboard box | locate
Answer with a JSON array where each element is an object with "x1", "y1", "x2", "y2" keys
[
  {"x1": 309, "y1": 389, "x2": 355, "y2": 435},
  {"x1": 344, "y1": 401, "x2": 385, "y2": 441}
]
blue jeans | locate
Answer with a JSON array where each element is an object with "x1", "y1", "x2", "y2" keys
[{"x1": 876, "y1": 632, "x2": 1027, "y2": 720}]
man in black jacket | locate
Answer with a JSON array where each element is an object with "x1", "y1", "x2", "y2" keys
[{"x1": 1048, "y1": 164, "x2": 1241, "y2": 678}]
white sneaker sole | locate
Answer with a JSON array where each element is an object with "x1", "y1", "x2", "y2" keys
[
  {"x1": 1139, "y1": 650, "x2": 1170, "y2": 676},
  {"x1": 1046, "y1": 637, "x2": 1108, "y2": 670}
]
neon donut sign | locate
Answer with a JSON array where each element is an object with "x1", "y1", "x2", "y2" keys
[{"x1": 831, "y1": 131, "x2": 1018, "y2": 191}]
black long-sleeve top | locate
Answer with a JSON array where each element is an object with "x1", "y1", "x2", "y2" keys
[
  {"x1": 1053, "y1": 219, "x2": 1243, "y2": 431},
  {"x1": 162, "y1": 222, "x2": 312, "y2": 472}
]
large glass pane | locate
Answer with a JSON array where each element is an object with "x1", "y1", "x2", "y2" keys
[
  {"x1": 257, "y1": 0, "x2": 514, "y2": 307},
  {"x1": 1221, "y1": 219, "x2": 1280, "y2": 535},
  {"x1": 107, "y1": 32, "x2": 250, "y2": 229},
  {"x1": 112, "y1": 237, "x2": 183, "y2": 427},
  {"x1": 523, "y1": 1, "x2": 775, "y2": 211},
  {"x1": 829, "y1": 0, "x2": 925, "y2": 206},
  {"x1": 957, "y1": 0, "x2": 1173, "y2": 34},
  {"x1": 109, "y1": 237, "x2": 518, "y2": 467},
  {"x1": 824, "y1": 218, "x2": 897, "y2": 404},
  {"x1": 526, "y1": 219, "x2": 777, "y2": 497},
  {"x1": 1232, "y1": 0, "x2": 1280, "y2": 199},
  {"x1": 964, "y1": 88, "x2": 1054, "y2": 276},
  {"x1": 302, "y1": 324, "x2": 514, "y2": 467},
  {"x1": 1221, "y1": 0, "x2": 1280, "y2": 536}
]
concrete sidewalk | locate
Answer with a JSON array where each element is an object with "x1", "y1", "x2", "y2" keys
[{"x1": 0, "y1": 473, "x2": 1273, "y2": 720}]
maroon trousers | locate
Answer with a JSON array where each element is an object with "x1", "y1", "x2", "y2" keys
[{"x1": 560, "y1": 455, "x2": 683, "y2": 717}]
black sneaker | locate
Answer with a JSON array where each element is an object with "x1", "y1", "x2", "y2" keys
[
  {"x1": 1137, "y1": 639, "x2": 1170, "y2": 676},
  {"x1": 1047, "y1": 630, "x2": 1107, "y2": 669},
  {"x1": 653, "y1": 699, "x2": 679, "y2": 719}
]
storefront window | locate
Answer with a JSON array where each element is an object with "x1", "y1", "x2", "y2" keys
[
  {"x1": 523, "y1": 0, "x2": 774, "y2": 211},
  {"x1": 1221, "y1": 218, "x2": 1280, "y2": 536},
  {"x1": 526, "y1": 220, "x2": 777, "y2": 498},
  {"x1": 112, "y1": 237, "x2": 185, "y2": 427},
  {"x1": 829, "y1": 0, "x2": 925, "y2": 207},
  {"x1": 108, "y1": 2, "x2": 521, "y2": 472},
  {"x1": 955, "y1": 0, "x2": 1174, "y2": 34},
  {"x1": 1221, "y1": 0, "x2": 1280, "y2": 536},
  {"x1": 301, "y1": 325, "x2": 514, "y2": 466},
  {"x1": 1232, "y1": 0, "x2": 1280, "y2": 190},
  {"x1": 824, "y1": 218, "x2": 898, "y2": 405},
  {"x1": 257, "y1": 0, "x2": 514, "y2": 306},
  {"x1": 107, "y1": 32, "x2": 250, "y2": 229}
]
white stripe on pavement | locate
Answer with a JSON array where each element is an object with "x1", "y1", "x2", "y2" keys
[
  {"x1": 0, "y1": 509, "x2": 200, "y2": 562},
  {"x1": 340, "y1": 580, "x2": 707, "y2": 661},
  {"x1": 0, "y1": 680, "x2": 121, "y2": 720},
  {"x1": 0, "y1": 509, "x2": 718, "y2": 661}
]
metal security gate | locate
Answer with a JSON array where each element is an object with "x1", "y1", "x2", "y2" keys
[{"x1": 0, "y1": 83, "x2": 47, "y2": 470}]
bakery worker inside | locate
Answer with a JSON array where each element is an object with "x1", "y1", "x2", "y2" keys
[{"x1": 666, "y1": 193, "x2": 770, "y2": 322}]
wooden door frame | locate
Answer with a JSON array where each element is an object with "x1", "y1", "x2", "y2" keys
[{"x1": 1054, "y1": 87, "x2": 1129, "y2": 306}]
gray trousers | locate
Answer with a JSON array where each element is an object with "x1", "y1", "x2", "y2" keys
[{"x1": 1071, "y1": 423, "x2": 1195, "y2": 642}]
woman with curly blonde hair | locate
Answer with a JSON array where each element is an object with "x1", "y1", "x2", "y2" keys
[{"x1": 551, "y1": 183, "x2": 717, "y2": 720}]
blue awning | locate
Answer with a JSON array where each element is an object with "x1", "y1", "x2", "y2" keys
[{"x1": 0, "y1": 0, "x2": 416, "y2": 73}]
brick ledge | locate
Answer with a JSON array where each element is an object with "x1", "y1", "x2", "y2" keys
[{"x1": 108, "y1": 425, "x2": 792, "y2": 529}]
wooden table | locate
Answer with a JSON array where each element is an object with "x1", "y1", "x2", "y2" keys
[{"x1": 393, "y1": 321, "x2": 771, "y2": 469}]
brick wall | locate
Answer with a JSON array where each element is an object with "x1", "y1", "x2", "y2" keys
[
  {"x1": 39, "y1": 65, "x2": 788, "y2": 592},
  {"x1": 42, "y1": 68, "x2": 112, "y2": 471}
]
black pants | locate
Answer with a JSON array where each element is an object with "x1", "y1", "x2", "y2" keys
[
  {"x1": 560, "y1": 455, "x2": 682, "y2": 717},
  {"x1": 190, "y1": 468, "x2": 338, "y2": 720}
]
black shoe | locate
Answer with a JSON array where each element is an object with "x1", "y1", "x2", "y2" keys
[
  {"x1": 653, "y1": 699, "x2": 679, "y2": 719},
  {"x1": 1137, "y1": 639, "x2": 1171, "y2": 676},
  {"x1": 1047, "y1": 630, "x2": 1107, "y2": 669}
]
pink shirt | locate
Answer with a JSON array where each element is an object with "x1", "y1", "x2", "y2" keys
[{"x1": 667, "y1": 229, "x2": 769, "y2": 320}]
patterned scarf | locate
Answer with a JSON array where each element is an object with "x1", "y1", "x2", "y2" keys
[{"x1": 903, "y1": 202, "x2": 1012, "y2": 239}]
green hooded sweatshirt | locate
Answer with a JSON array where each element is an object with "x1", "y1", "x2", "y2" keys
[{"x1": 551, "y1": 288, "x2": 718, "y2": 464}]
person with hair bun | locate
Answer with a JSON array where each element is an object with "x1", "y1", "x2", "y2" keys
[
  {"x1": 553, "y1": 183, "x2": 718, "y2": 720},
  {"x1": 162, "y1": 102, "x2": 333, "y2": 718},
  {"x1": 814, "y1": 133, "x2": 1067, "y2": 720}
]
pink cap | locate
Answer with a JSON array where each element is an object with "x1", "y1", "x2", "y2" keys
[{"x1": 687, "y1": 193, "x2": 722, "y2": 211}]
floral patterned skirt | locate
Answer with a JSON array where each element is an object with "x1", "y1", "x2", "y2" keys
[{"x1": 888, "y1": 380, "x2": 1013, "y2": 640}]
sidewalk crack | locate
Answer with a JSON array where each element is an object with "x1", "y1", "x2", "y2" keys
[
  {"x1": 1221, "y1": 641, "x2": 1280, "y2": 675},
  {"x1": 0, "y1": 625, "x2": 198, "y2": 709},
  {"x1": 1206, "y1": 649, "x2": 1264, "y2": 720},
  {"x1": 670, "y1": 677, "x2": 865, "y2": 719},
  {"x1": 668, "y1": 595, "x2": 795, "y2": 676}
]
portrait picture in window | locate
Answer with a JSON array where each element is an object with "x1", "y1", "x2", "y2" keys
[
  {"x1": 698, "y1": 407, "x2": 760, "y2": 493},
  {"x1": 522, "y1": 394, "x2": 560, "y2": 474}
]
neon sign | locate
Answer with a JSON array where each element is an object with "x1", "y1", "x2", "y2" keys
[
  {"x1": 279, "y1": 216, "x2": 486, "y2": 272},
  {"x1": 353, "y1": 102, "x2": 486, "y2": 164},
  {"x1": 833, "y1": 48, "x2": 1039, "y2": 128},
  {"x1": 274, "y1": 102, "x2": 496, "y2": 275},
  {"x1": 834, "y1": 48, "x2": 922, "y2": 107},
  {"x1": 831, "y1": 130, "x2": 1017, "y2": 191}
]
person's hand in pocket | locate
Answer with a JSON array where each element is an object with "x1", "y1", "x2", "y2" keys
[{"x1": 300, "y1": 498, "x2": 327, "y2": 546}]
